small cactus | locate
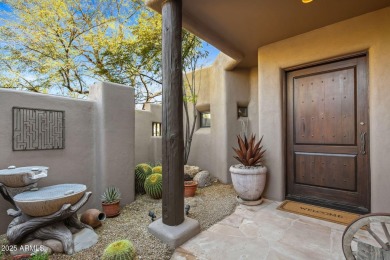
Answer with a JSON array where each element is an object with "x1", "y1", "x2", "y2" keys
[
  {"x1": 144, "y1": 173, "x2": 163, "y2": 199},
  {"x1": 135, "y1": 163, "x2": 153, "y2": 194},
  {"x1": 152, "y1": 166, "x2": 162, "y2": 174},
  {"x1": 102, "y1": 240, "x2": 136, "y2": 260}
]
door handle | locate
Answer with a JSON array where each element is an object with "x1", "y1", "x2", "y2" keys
[{"x1": 360, "y1": 131, "x2": 366, "y2": 155}]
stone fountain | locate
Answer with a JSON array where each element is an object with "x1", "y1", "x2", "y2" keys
[{"x1": 0, "y1": 166, "x2": 97, "y2": 255}]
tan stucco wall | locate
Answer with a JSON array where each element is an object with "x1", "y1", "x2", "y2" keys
[
  {"x1": 0, "y1": 82, "x2": 135, "y2": 233},
  {"x1": 187, "y1": 55, "x2": 258, "y2": 183},
  {"x1": 258, "y1": 7, "x2": 390, "y2": 212},
  {"x1": 134, "y1": 104, "x2": 162, "y2": 165}
]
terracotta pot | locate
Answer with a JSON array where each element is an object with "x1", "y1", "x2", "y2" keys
[
  {"x1": 80, "y1": 209, "x2": 106, "y2": 228},
  {"x1": 184, "y1": 181, "x2": 198, "y2": 197},
  {"x1": 102, "y1": 201, "x2": 120, "y2": 218},
  {"x1": 230, "y1": 164, "x2": 267, "y2": 201}
]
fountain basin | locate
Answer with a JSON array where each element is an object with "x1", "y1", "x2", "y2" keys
[
  {"x1": 13, "y1": 184, "x2": 86, "y2": 217},
  {"x1": 0, "y1": 166, "x2": 48, "y2": 188}
]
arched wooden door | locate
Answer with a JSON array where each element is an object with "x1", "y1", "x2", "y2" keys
[{"x1": 286, "y1": 55, "x2": 370, "y2": 214}]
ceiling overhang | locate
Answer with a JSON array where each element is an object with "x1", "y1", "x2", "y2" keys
[{"x1": 147, "y1": 0, "x2": 390, "y2": 68}]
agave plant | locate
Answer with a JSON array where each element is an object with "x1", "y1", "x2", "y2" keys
[
  {"x1": 232, "y1": 134, "x2": 266, "y2": 166},
  {"x1": 101, "y1": 186, "x2": 121, "y2": 204}
]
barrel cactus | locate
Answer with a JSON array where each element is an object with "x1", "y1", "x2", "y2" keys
[
  {"x1": 144, "y1": 173, "x2": 163, "y2": 199},
  {"x1": 135, "y1": 163, "x2": 153, "y2": 194},
  {"x1": 102, "y1": 240, "x2": 136, "y2": 260},
  {"x1": 152, "y1": 165, "x2": 162, "y2": 174}
]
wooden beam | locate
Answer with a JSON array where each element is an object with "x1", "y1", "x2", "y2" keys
[{"x1": 161, "y1": 0, "x2": 184, "y2": 226}]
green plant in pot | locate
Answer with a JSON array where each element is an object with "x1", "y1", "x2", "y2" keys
[
  {"x1": 101, "y1": 186, "x2": 121, "y2": 217},
  {"x1": 230, "y1": 134, "x2": 267, "y2": 204}
]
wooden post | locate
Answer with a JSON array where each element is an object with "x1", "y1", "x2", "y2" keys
[{"x1": 161, "y1": 0, "x2": 184, "y2": 226}]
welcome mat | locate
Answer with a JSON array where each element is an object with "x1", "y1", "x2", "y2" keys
[{"x1": 277, "y1": 200, "x2": 360, "y2": 226}]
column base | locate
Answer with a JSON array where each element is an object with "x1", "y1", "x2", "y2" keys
[{"x1": 148, "y1": 217, "x2": 200, "y2": 249}]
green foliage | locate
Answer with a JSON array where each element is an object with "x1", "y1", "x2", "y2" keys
[
  {"x1": 102, "y1": 240, "x2": 136, "y2": 260},
  {"x1": 101, "y1": 186, "x2": 121, "y2": 204},
  {"x1": 30, "y1": 251, "x2": 49, "y2": 260},
  {"x1": 233, "y1": 135, "x2": 266, "y2": 167},
  {"x1": 0, "y1": 1, "x2": 208, "y2": 107},
  {"x1": 144, "y1": 173, "x2": 162, "y2": 199},
  {"x1": 152, "y1": 166, "x2": 162, "y2": 175},
  {"x1": 135, "y1": 163, "x2": 153, "y2": 194}
]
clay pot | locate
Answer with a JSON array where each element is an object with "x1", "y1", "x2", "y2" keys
[
  {"x1": 102, "y1": 201, "x2": 120, "y2": 218},
  {"x1": 80, "y1": 209, "x2": 106, "y2": 228},
  {"x1": 184, "y1": 181, "x2": 198, "y2": 197}
]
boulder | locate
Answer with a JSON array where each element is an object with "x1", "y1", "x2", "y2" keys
[
  {"x1": 43, "y1": 239, "x2": 64, "y2": 253},
  {"x1": 73, "y1": 228, "x2": 98, "y2": 253},
  {"x1": 194, "y1": 171, "x2": 211, "y2": 188},
  {"x1": 184, "y1": 165, "x2": 201, "y2": 178}
]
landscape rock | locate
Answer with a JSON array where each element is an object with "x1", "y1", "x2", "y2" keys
[
  {"x1": 194, "y1": 171, "x2": 211, "y2": 188},
  {"x1": 184, "y1": 165, "x2": 201, "y2": 178},
  {"x1": 43, "y1": 239, "x2": 64, "y2": 253},
  {"x1": 73, "y1": 228, "x2": 98, "y2": 253}
]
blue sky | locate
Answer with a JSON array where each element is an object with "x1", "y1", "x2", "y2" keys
[{"x1": 200, "y1": 42, "x2": 220, "y2": 66}]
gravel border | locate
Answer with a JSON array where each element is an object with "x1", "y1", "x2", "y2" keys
[{"x1": 0, "y1": 182, "x2": 238, "y2": 259}]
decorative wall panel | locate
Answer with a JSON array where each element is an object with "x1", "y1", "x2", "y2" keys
[{"x1": 12, "y1": 107, "x2": 65, "y2": 151}]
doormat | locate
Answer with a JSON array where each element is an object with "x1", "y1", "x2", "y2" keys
[{"x1": 277, "y1": 200, "x2": 360, "y2": 226}]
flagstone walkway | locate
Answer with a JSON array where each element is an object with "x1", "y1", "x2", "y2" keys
[{"x1": 171, "y1": 200, "x2": 347, "y2": 260}]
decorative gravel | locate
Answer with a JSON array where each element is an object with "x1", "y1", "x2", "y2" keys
[{"x1": 0, "y1": 182, "x2": 238, "y2": 260}]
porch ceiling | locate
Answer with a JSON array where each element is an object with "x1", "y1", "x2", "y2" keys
[{"x1": 147, "y1": 0, "x2": 390, "y2": 68}]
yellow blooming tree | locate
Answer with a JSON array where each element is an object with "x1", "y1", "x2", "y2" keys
[{"x1": 0, "y1": 0, "x2": 207, "y2": 106}]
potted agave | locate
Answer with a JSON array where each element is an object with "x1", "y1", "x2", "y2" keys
[
  {"x1": 230, "y1": 134, "x2": 267, "y2": 203},
  {"x1": 101, "y1": 186, "x2": 121, "y2": 217}
]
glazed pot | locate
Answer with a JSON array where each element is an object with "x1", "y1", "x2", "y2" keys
[
  {"x1": 184, "y1": 181, "x2": 198, "y2": 197},
  {"x1": 230, "y1": 164, "x2": 267, "y2": 201},
  {"x1": 80, "y1": 209, "x2": 106, "y2": 228},
  {"x1": 102, "y1": 201, "x2": 120, "y2": 218}
]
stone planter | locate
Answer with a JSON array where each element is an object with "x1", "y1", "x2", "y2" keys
[
  {"x1": 229, "y1": 164, "x2": 267, "y2": 201},
  {"x1": 184, "y1": 181, "x2": 198, "y2": 197},
  {"x1": 102, "y1": 201, "x2": 120, "y2": 218}
]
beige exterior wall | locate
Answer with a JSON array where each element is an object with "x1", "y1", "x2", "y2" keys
[
  {"x1": 187, "y1": 56, "x2": 258, "y2": 183},
  {"x1": 134, "y1": 104, "x2": 162, "y2": 165},
  {"x1": 0, "y1": 82, "x2": 135, "y2": 233},
  {"x1": 258, "y1": 7, "x2": 390, "y2": 212}
]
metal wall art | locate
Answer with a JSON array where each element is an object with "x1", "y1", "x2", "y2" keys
[{"x1": 12, "y1": 107, "x2": 65, "y2": 151}]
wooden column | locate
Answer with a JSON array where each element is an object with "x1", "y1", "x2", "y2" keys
[{"x1": 161, "y1": 0, "x2": 184, "y2": 226}]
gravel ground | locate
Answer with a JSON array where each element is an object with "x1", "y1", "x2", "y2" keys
[{"x1": 0, "y1": 182, "x2": 237, "y2": 260}]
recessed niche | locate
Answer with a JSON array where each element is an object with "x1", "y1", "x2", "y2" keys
[{"x1": 238, "y1": 107, "x2": 248, "y2": 118}]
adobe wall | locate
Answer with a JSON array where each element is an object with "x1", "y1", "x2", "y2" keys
[
  {"x1": 134, "y1": 104, "x2": 162, "y2": 165},
  {"x1": 0, "y1": 82, "x2": 135, "y2": 233},
  {"x1": 258, "y1": 7, "x2": 390, "y2": 212},
  {"x1": 187, "y1": 55, "x2": 258, "y2": 183}
]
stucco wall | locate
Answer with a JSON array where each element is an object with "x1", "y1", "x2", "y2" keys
[
  {"x1": 258, "y1": 7, "x2": 390, "y2": 212},
  {"x1": 0, "y1": 82, "x2": 135, "y2": 233},
  {"x1": 134, "y1": 104, "x2": 162, "y2": 165},
  {"x1": 187, "y1": 55, "x2": 259, "y2": 183}
]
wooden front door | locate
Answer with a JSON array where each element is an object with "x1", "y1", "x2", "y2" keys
[{"x1": 286, "y1": 56, "x2": 370, "y2": 213}]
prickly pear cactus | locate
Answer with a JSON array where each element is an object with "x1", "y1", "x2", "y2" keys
[
  {"x1": 102, "y1": 240, "x2": 136, "y2": 260},
  {"x1": 144, "y1": 173, "x2": 163, "y2": 199},
  {"x1": 135, "y1": 163, "x2": 153, "y2": 194},
  {"x1": 152, "y1": 166, "x2": 162, "y2": 175}
]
